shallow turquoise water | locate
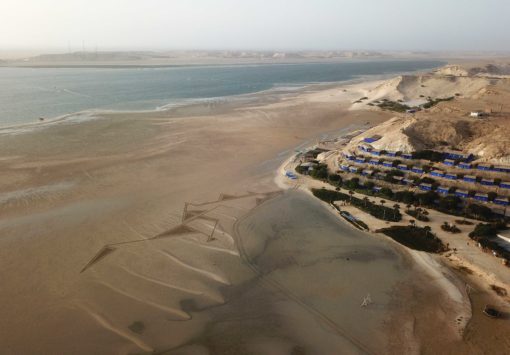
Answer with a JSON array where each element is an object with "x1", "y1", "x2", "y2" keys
[{"x1": 0, "y1": 60, "x2": 443, "y2": 125}]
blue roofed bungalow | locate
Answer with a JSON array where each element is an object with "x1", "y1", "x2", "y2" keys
[
  {"x1": 463, "y1": 175, "x2": 477, "y2": 183},
  {"x1": 382, "y1": 161, "x2": 393, "y2": 168},
  {"x1": 364, "y1": 135, "x2": 382, "y2": 144},
  {"x1": 369, "y1": 159, "x2": 380, "y2": 166},
  {"x1": 480, "y1": 178, "x2": 495, "y2": 186},
  {"x1": 437, "y1": 186, "x2": 450, "y2": 195},
  {"x1": 494, "y1": 197, "x2": 510, "y2": 206},
  {"x1": 373, "y1": 186, "x2": 382, "y2": 192},
  {"x1": 386, "y1": 151, "x2": 397, "y2": 157},
  {"x1": 355, "y1": 157, "x2": 366, "y2": 164},
  {"x1": 474, "y1": 193, "x2": 489, "y2": 202},
  {"x1": 403, "y1": 178, "x2": 414, "y2": 185},
  {"x1": 445, "y1": 151, "x2": 473, "y2": 161},
  {"x1": 477, "y1": 164, "x2": 492, "y2": 171},
  {"x1": 340, "y1": 164, "x2": 350, "y2": 172},
  {"x1": 444, "y1": 173, "x2": 458, "y2": 180},
  {"x1": 492, "y1": 165, "x2": 510, "y2": 173},
  {"x1": 500, "y1": 181, "x2": 510, "y2": 189},
  {"x1": 419, "y1": 183, "x2": 433, "y2": 191},
  {"x1": 370, "y1": 149, "x2": 382, "y2": 156},
  {"x1": 411, "y1": 167, "x2": 424, "y2": 174},
  {"x1": 443, "y1": 159, "x2": 456, "y2": 166},
  {"x1": 430, "y1": 170, "x2": 445, "y2": 178},
  {"x1": 349, "y1": 166, "x2": 360, "y2": 173},
  {"x1": 455, "y1": 189, "x2": 469, "y2": 198},
  {"x1": 362, "y1": 169, "x2": 374, "y2": 176},
  {"x1": 397, "y1": 164, "x2": 409, "y2": 171},
  {"x1": 375, "y1": 172, "x2": 386, "y2": 180},
  {"x1": 458, "y1": 162, "x2": 472, "y2": 169},
  {"x1": 358, "y1": 145, "x2": 372, "y2": 153},
  {"x1": 402, "y1": 153, "x2": 413, "y2": 160}
]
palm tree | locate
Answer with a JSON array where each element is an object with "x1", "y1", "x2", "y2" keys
[
  {"x1": 380, "y1": 199, "x2": 386, "y2": 219},
  {"x1": 349, "y1": 190, "x2": 355, "y2": 202},
  {"x1": 393, "y1": 204, "x2": 400, "y2": 219},
  {"x1": 363, "y1": 197, "x2": 369, "y2": 208},
  {"x1": 409, "y1": 219, "x2": 416, "y2": 228},
  {"x1": 423, "y1": 226, "x2": 432, "y2": 237}
]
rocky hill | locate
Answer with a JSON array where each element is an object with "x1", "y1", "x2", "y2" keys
[{"x1": 348, "y1": 63, "x2": 510, "y2": 163}]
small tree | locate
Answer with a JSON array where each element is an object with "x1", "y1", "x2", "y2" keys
[
  {"x1": 409, "y1": 219, "x2": 416, "y2": 228},
  {"x1": 380, "y1": 200, "x2": 387, "y2": 219},
  {"x1": 349, "y1": 190, "x2": 355, "y2": 202}
]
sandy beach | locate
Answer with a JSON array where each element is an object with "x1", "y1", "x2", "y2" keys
[
  {"x1": 1, "y1": 75, "x2": 508, "y2": 354},
  {"x1": 0, "y1": 81, "x2": 399, "y2": 354}
]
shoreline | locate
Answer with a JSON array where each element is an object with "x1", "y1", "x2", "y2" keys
[
  {"x1": 0, "y1": 61, "x2": 445, "y2": 133},
  {"x1": 0, "y1": 74, "x2": 396, "y2": 354},
  {"x1": 2, "y1": 63, "x2": 508, "y2": 353}
]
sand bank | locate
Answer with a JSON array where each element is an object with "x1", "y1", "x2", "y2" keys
[{"x1": 0, "y1": 81, "x2": 394, "y2": 354}]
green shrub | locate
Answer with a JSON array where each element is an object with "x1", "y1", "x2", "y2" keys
[{"x1": 377, "y1": 226, "x2": 447, "y2": 253}]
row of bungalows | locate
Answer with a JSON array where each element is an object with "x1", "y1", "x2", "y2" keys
[
  {"x1": 363, "y1": 135, "x2": 382, "y2": 144},
  {"x1": 458, "y1": 162, "x2": 472, "y2": 169},
  {"x1": 419, "y1": 183, "x2": 433, "y2": 191},
  {"x1": 455, "y1": 189, "x2": 470, "y2": 198},
  {"x1": 477, "y1": 163, "x2": 492, "y2": 171},
  {"x1": 411, "y1": 166, "x2": 424, "y2": 174},
  {"x1": 495, "y1": 197, "x2": 510, "y2": 206},
  {"x1": 481, "y1": 178, "x2": 495, "y2": 186},
  {"x1": 430, "y1": 170, "x2": 445, "y2": 178},
  {"x1": 437, "y1": 186, "x2": 451, "y2": 195},
  {"x1": 342, "y1": 152, "x2": 356, "y2": 161},
  {"x1": 375, "y1": 172, "x2": 386, "y2": 180},
  {"x1": 463, "y1": 175, "x2": 477, "y2": 183},
  {"x1": 445, "y1": 151, "x2": 474, "y2": 162},
  {"x1": 501, "y1": 182, "x2": 510, "y2": 189},
  {"x1": 444, "y1": 172, "x2": 458, "y2": 180},
  {"x1": 443, "y1": 159, "x2": 456, "y2": 167},
  {"x1": 474, "y1": 193, "x2": 489, "y2": 202},
  {"x1": 358, "y1": 144, "x2": 372, "y2": 153},
  {"x1": 403, "y1": 178, "x2": 415, "y2": 185},
  {"x1": 492, "y1": 165, "x2": 510, "y2": 173}
]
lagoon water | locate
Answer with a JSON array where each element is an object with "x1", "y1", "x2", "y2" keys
[{"x1": 0, "y1": 60, "x2": 443, "y2": 126}]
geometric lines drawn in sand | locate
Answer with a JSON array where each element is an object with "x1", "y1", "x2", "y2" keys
[{"x1": 80, "y1": 190, "x2": 283, "y2": 273}]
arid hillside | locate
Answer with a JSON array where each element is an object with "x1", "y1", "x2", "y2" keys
[{"x1": 349, "y1": 63, "x2": 510, "y2": 163}]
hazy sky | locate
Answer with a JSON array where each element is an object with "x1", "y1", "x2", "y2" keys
[{"x1": 1, "y1": 0, "x2": 509, "y2": 52}]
